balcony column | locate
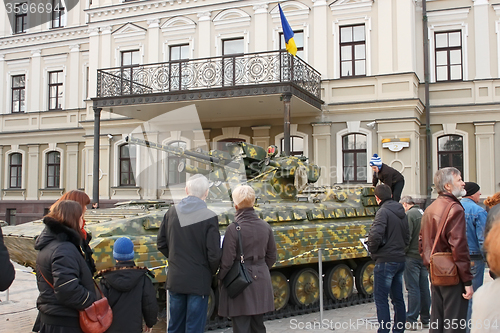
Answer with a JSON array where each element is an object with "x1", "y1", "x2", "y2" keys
[
  {"x1": 312, "y1": 0, "x2": 328, "y2": 77},
  {"x1": 282, "y1": 92, "x2": 292, "y2": 156},
  {"x1": 253, "y1": 4, "x2": 268, "y2": 52},
  {"x1": 93, "y1": 107, "x2": 102, "y2": 205},
  {"x1": 26, "y1": 144, "x2": 40, "y2": 200},
  {"x1": 147, "y1": 19, "x2": 161, "y2": 64},
  {"x1": 197, "y1": 12, "x2": 211, "y2": 58},
  {"x1": 474, "y1": 122, "x2": 495, "y2": 196}
]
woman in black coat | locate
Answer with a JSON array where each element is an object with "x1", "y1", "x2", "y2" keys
[{"x1": 35, "y1": 200, "x2": 97, "y2": 333}]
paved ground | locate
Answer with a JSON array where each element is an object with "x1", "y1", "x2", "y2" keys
[{"x1": 0, "y1": 262, "x2": 492, "y2": 333}]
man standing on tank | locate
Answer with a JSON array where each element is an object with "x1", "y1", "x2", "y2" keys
[
  {"x1": 370, "y1": 154, "x2": 405, "y2": 202},
  {"x1": 157, "y1": 174, "x2": 221, "y2": 333},
  {"x1": 367, "y1": 184, "x2": 410, "y2": 333}
]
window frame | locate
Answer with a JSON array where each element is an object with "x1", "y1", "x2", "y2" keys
[
  {"x1": 120, "y1": 50, "x2": 140, "y2": 94},
  {"x1": 168, "y1": 44, "x2": 190, "y2": 91},
  {"x1": 339, "y1": 24, "x2": 366, "y2": 78},
  {"x1": 46, "y1": 151, "x2": 61, "y2": 188},
  {"x1": 9, "y1": 153, "x2": 22, "y2": 189},
  {"x1": 437, "y1": 134, "x2": 464, "y2": 175},
  {"x1": 14, "y1": 2, "x2": 27, "y2": 34},
  {"x1": 119, "y1": 144, "x2": 136, "y2": 186},
  {"x1": 434, "y1": 30, "x2": 463, "y2": 82},
  {"x1": 341, "y1": 133, "x2": 368, "y2": 183},
  {"x1": 51, "y1": 0, "x2": 65, "y2": 28},
  {"x1": 11, "y1": 75, "x2": 26, "y2": 113},
  {"x1": 279, "y1": 30, "x2": 305, "y2": 59},
  {"x1": 48, "y1": 70, "x2": 63, "y2": 110},
  {"x1": 280, "y1": 135, "x2": 304, "y2": 157}
]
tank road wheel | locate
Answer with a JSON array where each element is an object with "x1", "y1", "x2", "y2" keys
[
  {"x1": 355, "y1": 260, "x2": 375, "y2": 296},
  {"x1": 207, "y1": 288, "x2": 216, "y2": 319},
  {"x1": 271, "y1": 271, "x2": 290, "y2": 311},
  {"x1": 325, "y1": 264, "x2": 354, "y2": 301},
  {"x1": 290, "y1": 268, "x2": 319, "y2": 306}
]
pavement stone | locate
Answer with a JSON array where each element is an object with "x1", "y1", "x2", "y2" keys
[{"x1": 0, "y1": 262, "x2": 492, "y2": 333}]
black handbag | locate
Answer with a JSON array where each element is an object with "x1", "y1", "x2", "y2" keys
[{"x1": 222, "y1": 222, "x2": 253, "y2": 298}]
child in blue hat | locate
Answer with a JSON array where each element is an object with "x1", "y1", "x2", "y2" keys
[{"x1": 98, "y1": 237, "x2": 158, "y2": 333}]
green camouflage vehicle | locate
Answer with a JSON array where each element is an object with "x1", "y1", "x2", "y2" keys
[{"x1": 3, "y1": 137, "x2": 376, "y2": 321}]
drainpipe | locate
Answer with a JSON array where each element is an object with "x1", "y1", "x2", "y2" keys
[
  {"x1": 423, "y1": 0, "x2": 432, "y2": 208},
  {"x1": 93, "y1": 107, "x2": 102, "y2": 206}
]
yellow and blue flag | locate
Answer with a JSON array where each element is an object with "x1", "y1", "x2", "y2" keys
[{"x1": 279, "y1": 4, "x2": 297, "y2": 56}]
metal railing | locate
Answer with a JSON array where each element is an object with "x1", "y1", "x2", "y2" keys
[{"x1": 97, "y1": 51, "x2": 321, "y2": 99}]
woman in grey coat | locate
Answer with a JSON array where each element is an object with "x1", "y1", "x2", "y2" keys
[{"x1": 218, "y1": 185, "x2": 277, "y2": 333}]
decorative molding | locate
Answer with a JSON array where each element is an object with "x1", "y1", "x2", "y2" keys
[
  {"x1": 161, "y1": 16, "x2": 196, "y2": 35},
  {"x1": 330, "y1": 0, "x2": 373, "y2": 15},
  {"x1": 270, "y1": 1, "x2": 310, "y2": 22},
  {"x1": 213, "y1": 9, "x2": 251, "y2": 29},
  {"x1": 147, "y1": 19, "x2": 160, "y2": 28},
  {"x1": 112, "y1": 23, "x2": 147, "y2": 41},
  {"x1": 253, "y1": 3, "x2": 269, "y2": 14},
  {"x1": 197, "y1": 12, "x2": 211, "y2": 22}
]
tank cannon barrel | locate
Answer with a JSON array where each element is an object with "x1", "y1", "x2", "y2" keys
[{"x1": 125, "y1": 136, "x2": 241, "y2": 170}]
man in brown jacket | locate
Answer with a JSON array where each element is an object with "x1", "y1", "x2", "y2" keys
[{"x1": 419, "y1": 167, "x2": 473, "y2": 333}]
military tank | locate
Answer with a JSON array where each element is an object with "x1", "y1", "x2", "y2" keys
[{"x1": 3, "y1": 136, "x2": 377, "y2": 325}]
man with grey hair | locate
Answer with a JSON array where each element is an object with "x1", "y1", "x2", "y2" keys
[
  {"x1": 157, "y1": 174, "x2": 221, "y2": 333},
  {"x1": 419, "y1": 167, "x2": 473, "y2": 333},
  {"x1": 400, "y1": 196, "x2": 430, "y2": 330}
]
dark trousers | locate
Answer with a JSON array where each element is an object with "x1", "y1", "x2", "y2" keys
[
  {"x1": 392, "y1": 180, "x2": 405, "y2": 202},
  {"x1": 168, "y1": 292, "x2": 208, "y2": 333},
  {"x1": 404, "y1": 257, "x2": 431, "y2": 324},
  {"x1": 430, "y1": 282, "x2": 468, "y2": 333},
  {"x1": 232, "y1": 314, "x2": 266, "y2": 333}
]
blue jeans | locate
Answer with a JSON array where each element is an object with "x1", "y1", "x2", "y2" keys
[
  {"x1": 168, "y1": 292, "x2": 208, "y2": 333},
  {"x1": 374, "y1": 261, "x2": 406, "y2": 333},
  {"x1": 404, "y1": 257, "x2": 431, "y2": 324},
  {"x1": 466, "y1": 259, "x2": 485, "y2": 333}
]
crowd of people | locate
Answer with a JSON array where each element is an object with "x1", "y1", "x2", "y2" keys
[
  {"x1": 1, "y1": 160, "x2": 500, "y2": 333},
  {"x1": 368, "y1": 165, "x2": 500, "y2": 333}
]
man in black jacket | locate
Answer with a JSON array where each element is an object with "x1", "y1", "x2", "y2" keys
[
  {"x1": 370, "y1": 153, "x2": 405, "y2": 202},
  {"x1": 157, "y1": 174, "x2": 221, "y2": 333},
  {"x1": 367, "y1": 184, "x2": 410, "y2": 333},
  {"x1": 0, "y1": 225, "x2": 15, "y2": 292}
]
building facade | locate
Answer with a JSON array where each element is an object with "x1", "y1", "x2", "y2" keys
[{"x1": 0, "y1": 0, "x2": 498, "y2": 224}]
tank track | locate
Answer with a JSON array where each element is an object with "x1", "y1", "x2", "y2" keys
[{"x1": 205, "y1": 293, "x2": 374, "y2": 330}]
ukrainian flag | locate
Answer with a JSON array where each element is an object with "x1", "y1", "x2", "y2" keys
[{"x1": 279, "y1": 4, "x2": 297, "y2": 56}]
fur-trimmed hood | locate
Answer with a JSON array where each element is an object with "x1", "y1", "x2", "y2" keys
[{"x1": 35, "y1": 216, "x2": 82, "y2": 251}]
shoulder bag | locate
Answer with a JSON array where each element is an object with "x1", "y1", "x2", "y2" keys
[
  {"x1": 429, "y1": 202, "x2": 460, "y2": 286},
  {"x1": 38, "y1": 266, "x2": 113, "y2": 333},
  {"x1": 222, "y1": 222, "x2": 253, "y2": 298}
]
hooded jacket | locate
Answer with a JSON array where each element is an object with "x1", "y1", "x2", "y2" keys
[
  {"x1": 0, "y1": 226, "x2": 15, "y2": 291},
  {"x1": 157, "y1": 196, "x2": 221, "y2": 295},
  {"x1": 99, "y1": 261, "x2": 158, "y2": 332},
  {"x1": 367, "y1": 199, "x2": 410, "y2": 263},
  {"x1": 34, "y1": 217, "x2": 97, "y2": 328}
]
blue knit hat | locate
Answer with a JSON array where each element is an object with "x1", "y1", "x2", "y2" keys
[
  {"x1": 369, "y1": 154, "x2": 382, "y2": 168},
  {"x1": 113, "y1": 237, "x2": 134, "y2": 261}
]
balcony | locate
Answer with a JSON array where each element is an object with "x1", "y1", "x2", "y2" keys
[{"x1": 93, "y1": 51, "x2": 323, "y2": 118}]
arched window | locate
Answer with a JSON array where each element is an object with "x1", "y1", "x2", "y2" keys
[
  {"x1": 9, "y1": 153, "x2": 22, "y2": 188},
  {"x1": 438, "y1": 135, "x2": 463, "y2": 175},
  {"x1": 46, "y1": 151, "x2": 61, "y2": 188},
  {"x1": 342, "y1": 133, "x2": 367, "y2": 183},
  {"x1": 119, "y1": 144, "x2": 136, "y2": 186},
  {"x1": 167, "y1": 141, "x2": 187, "y2": 186},
  {"x1": 280, "y1": 136, "x2": 304, "y2": 156}
]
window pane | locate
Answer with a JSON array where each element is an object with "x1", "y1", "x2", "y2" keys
[
  {"x1": 439, "y1": 154, "x2": 450, "y2": 168},
  {"x1": 120, "y1": 145, "x2": 130, "y2": 158},
  {"x1": 354, "y1": 44, "x2": 365, "y2": 60},
  {"x1": 452, "y1": 153, "x2": 463, "y2": 169},
  {"x1": 342, "y1": 135, "x2": 350, "y2": 149},
  {"x1": 294, "y1": 32, "x2": 304, "y2": 48},
  {"x1": 340, "y1": 27, "x2": 352, "y2": 43},
  {"x1": 223, "y1": 39, "x2": 244, "y2": 55},
  {"x1": 13, "y1": 90, "x2": 19, "y2": 101},
  {"x1": 449, "y1": 32, "x2": 461, "y2": 47},
  {"x1": 344, "y1": 167, "x2": 354, "y2": 181},
  {"x1": 436, "y1": 66, "x2": 447, "y2": 81},
  {"x1": 344, "y1": 152, "x2": 354, "y2": 166},
  {"x1": 356, "y1": 135, "x2": 367, "y2": 149},
  {"x1": 121, "y1": 160, "x2": 129, "y2": 172},
  {"x1": 357, "y1": 152, "x2": 367, "y2": 166},
  {"x1": 341, "y1": 62, "x2": 352, "y2": 76},
  {"x1": 353, "y1": 26, "x2": 365, "y2": 42},
  {"x1": 343, "y1": 134, "x2": 354, "y2": 149},
  {"x1": 292, "y1": 137, "x2": 303, "y2": 152},
  {"x1": 357, "y1": 166, "x2": 367, "y2": 181},
  {"x1": 355, "y1": 60, "x2": 366, "y2": 75},
  {"x1": 341, "y1": 46, "x2": 352, "y2": 61},
  {"x1": 181, "y1": 45, "x2": 189, "y2": 60},
  {"x1": 132, "y1": 51, "x2": 140, "y2": 65},
  {"x1": 450, "y1": 50, "x2": 461, "y2": 65},
  {"x1": 12, "y1": 153, "x2": 21, "y2": 164},
  {"x1": 450, "y1": 65, "x2": 462, "y2": 80},
  {"x1": 121, "y1": 173, "x2": 129, "y2": 185},
  {"x1": 436, "y1": 51, "x2": 447, "y2": 66},
  {"x1": 435, "y1": 33, "x2": 448, "y2": 48}
]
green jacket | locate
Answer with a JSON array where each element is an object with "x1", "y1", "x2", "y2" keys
[{"x1": 405, "y1": 205, "x2": 424, "y2": 259}]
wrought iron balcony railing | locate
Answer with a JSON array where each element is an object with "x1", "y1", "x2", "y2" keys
[{"x1": 96, "y1": 51, "x2": 321, "y2": 100}]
